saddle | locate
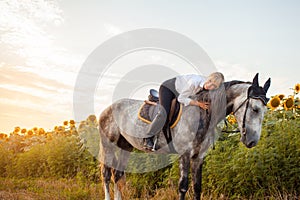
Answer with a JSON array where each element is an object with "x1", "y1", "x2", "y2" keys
[{"x1": 138, "y1": 89, "x2": 182, "y2": 128}]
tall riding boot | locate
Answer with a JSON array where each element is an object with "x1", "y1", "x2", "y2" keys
[{"x1": 144, "y1": 109, "x2": 167, "y2": 150}]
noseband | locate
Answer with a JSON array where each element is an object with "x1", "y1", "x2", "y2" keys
[{"x1": 231, "y1": 86, "x2": 268, "y2": 135}]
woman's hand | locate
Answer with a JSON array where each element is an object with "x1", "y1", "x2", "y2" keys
[
  {"x1": 189, "y1": 100, "x2": 210, "y2": 110},
  {"x1": 198, "y1": 101, "x2": 210, "y2": 110}
]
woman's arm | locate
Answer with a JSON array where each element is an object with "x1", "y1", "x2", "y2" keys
[
  {"x1": 177, "y1": 82, "x2": 197, "y2": 106},
  {"x1": 177, "y1": 90, "x2": 193, "y2": 106}
]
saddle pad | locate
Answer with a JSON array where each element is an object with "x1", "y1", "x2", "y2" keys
[{"x1": 138, "y1": 102, "x2": 183, "y2": 128}]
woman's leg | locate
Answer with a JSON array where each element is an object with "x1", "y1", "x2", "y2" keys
[
  {"x1": 144, "y1": 78, "x2": 177, "y2": 150},
  {"x1": 159, "y1": 85, "x2": 176, "y2": 123},
  {"x1": 159, "y1": 77, "x2": 178, "y2": 125}
]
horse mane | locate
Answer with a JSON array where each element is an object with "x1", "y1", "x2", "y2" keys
[
  {"x1": 193, "y1": 80, "x2": 251, "y2": 101},
  {"x1": 190, "y1": 84, "x2": 227, "y2": 150},
  {"x1": 224, "y1": 80, "x2": 251, "y2": 90}
]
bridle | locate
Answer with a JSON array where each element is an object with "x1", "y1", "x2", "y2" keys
[{"x1": 224, "y1": 86, "x2": 269, "y2": 134}]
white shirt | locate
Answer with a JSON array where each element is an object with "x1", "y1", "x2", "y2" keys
[{"x1": 175, "y1": 74, "x2": 206, "y2": 106}]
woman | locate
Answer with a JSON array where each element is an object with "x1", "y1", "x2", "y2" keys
[{"x1": 144, "y1": 72, "x2": 225, "y2": 151}]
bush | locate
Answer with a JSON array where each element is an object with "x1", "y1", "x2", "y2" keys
[
  {"x1": 44, "y1": 135, "x2": 82, "y2": 178},
  {"x1": 13, "y1": 144, "x2": 48, "y2": 178},
  {"x1": 3, "y1": 134, "x2": 99, "y2": 180},
  {"x1": 0, "y1": 144, "x2": 13, "y2": 177},
  {"x1": 202, "y1": 111, "x2": 300, "y2": 197}
]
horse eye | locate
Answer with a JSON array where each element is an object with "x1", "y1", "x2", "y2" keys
[{"x1": 253, "y1": 108, "x2": 259, "y2": 113}]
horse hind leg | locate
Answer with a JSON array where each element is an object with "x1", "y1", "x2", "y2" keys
[
  {"x1": 100, "y1": 141, "x2": 117, "y2": 200},
  {"x1": 113, "y1": 168, "x2": 126, "y2": 200},
  {"x1": 113, "y1": 135, "x2": 133, "y2": 200},
  {"x1": 99, "y1": 130, "x2": 119, "y2": 200},
  {"x1": 102, "y1": 159, "x2": 127, "y2": 200},
  {"x1": 100, "y1": 145, "x2": 125, "y2": 200},
  {"x1": 101, "y1": 164, "x2": 112, "y2": 200},
  {"x1": 112, "y1": 154, "x2": 127, "y2": 200}
]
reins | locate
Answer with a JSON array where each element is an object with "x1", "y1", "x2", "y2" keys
[{"x1": 222, "y1": 86, "x2": 268, "y2": 134}]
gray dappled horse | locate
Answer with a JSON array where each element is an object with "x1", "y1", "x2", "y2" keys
[{"x1": 99, "y1": 73, "x2": 271, "y2": 200}]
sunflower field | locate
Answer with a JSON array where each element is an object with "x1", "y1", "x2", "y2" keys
[
  {"x1": 0, "y1": 84, "x2": 299, "y2": 199},
  {"x1": 268, "y1": 83, "x2": 300, "y2": 111},
  {"x1": 199, "y1": 83, "x2": 300, "y2": 198},
  {"x1": 0, "y1": 115, "x2": 101, "y2": 199}
]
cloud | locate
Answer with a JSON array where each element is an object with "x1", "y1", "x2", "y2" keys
[
  {"x1": 0, "y1": 66, "x2": 72, "y2": 91},
  {"x1": 215, "y1": 61, "x2": 256, "y2": 81},
  {"x1": 103, "y1": 23, "x2": 123, "y2": 36},
  {"x1": 0, "y1": 0, "x2": 84, "y2": 78},
  {"x1": 0, "y1": 0, "x2": 63, "y2": 48},
  {"x1": 0, "y1": 66, "x2": 73, "y2": 113},
  {"x1": 0, "y1": 1, "x2": 89, "y2": 133},
  {"x1": 215, "y1": 60, "x2": 291, "y2": 96}
]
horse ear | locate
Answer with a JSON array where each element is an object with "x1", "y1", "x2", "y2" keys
[
  {"x1": 263, "y1": 78, "x2": 271, "y2": 93},
  {"x1": 252, "y1": 73, "x2": 259, "y2": 87}
]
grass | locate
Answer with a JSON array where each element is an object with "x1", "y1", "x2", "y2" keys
[
  {"x1": 0, "y1": 178, "x2": 102, "y2": 200},
  {"x1": 0, "y1": 178, "x2": 298, "y2": 200}
]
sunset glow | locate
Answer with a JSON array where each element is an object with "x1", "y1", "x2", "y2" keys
[{"x1": 1, "y1": 0, "x2": 299, "y2": 133}]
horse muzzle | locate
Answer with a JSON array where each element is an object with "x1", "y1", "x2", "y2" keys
[{"x1": 240, "y1": 129, "x2": 259, "y2": 148}]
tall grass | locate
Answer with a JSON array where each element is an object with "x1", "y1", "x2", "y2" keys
[{"x1": 0, "y1": 109, "x2": 299, "y2": 199}]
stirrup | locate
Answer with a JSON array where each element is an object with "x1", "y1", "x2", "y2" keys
[
  {"x1": 143, "y1": 138, "x2": 154, "y2": 151},
  {"x1": 152, "y1": 136, "x2": 158, "y2": 151}
]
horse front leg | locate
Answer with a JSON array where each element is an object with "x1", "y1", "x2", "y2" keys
[
  {"x1": 191, "y1": 157, "x2": 204, "y2": 200},
  {"x1": 179, "y1": 153, "x2": 190, "y2": 200}
]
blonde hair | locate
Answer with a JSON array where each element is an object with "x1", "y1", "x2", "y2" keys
[{"x1": 207, "y1": 72, "x2": 224, "y2": 88}]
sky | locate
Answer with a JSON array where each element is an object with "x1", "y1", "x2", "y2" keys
[{"x1": 0, "y1": 0, "x2": 299, "y2": 133}]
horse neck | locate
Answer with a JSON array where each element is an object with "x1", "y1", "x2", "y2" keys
[{"x1": 225, "y1": 83, "x2": 251, "y2": 115}]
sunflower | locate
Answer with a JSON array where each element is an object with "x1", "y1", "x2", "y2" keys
[
  {"x1": 278, "y1": 94, "x2": 285, "y2": 100},
  {"x1": 14, "y1": 126, "x2": 21, "y2": 133},
  {"x1": 227, "y1": 114, "x2": 237, "y2": 124},
  {"x1": 27, "y1": 130, "x2": 33, "y2": 136},
  {"x1": 88, "y1": 115, "x2": 97, "y2": 122},
  {"x1": 268, "y1": 96, "x2": 281, "y2": 110},
  {"x1": 88, "y1": 115, "x2": 98, "y2": 126},
  {"x1": 57, "y1": 126, "x2": 65, "y2": 132},
  {"x1": 294, "y1": 83, "x2": 300, "y2": 93},
  {"x1": 0, "y1": 133, "x2": 7, "y2": 140},
  {"x1": 78, "y1": 121, "x2": 86, "y2": 128},
  {"x1": 283, "y1": 96, "x2": 294, "y2": 110},
  {"x1": 38, "y1": 128, "x2": 45, "y2": 135}
]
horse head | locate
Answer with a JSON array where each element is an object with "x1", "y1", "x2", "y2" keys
[{"x1": 226, "y1": 73, "x2": 271, "y2": 148}]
